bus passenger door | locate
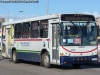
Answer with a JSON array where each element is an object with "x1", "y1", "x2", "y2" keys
[
  {"x1": 50, "y1": 23, "x2": 59, "y2": 64},
  {"x1": 5, "y1": 25, "x2": 13, "y2": 58},
  {"x1": 1, "y1": 26, "x2": 6, "y2": 58}
]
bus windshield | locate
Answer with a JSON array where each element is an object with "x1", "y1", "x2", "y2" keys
[{"x1": 60, "y1": 22, "x2": 97, "y2": 46}]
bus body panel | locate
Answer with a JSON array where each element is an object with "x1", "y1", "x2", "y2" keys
[
  {"x1": 1, "y1": 13, "x2": 98, "y2": 66},
  {"x1": 9, "y1": 38, "x2": 50, "y2": 62},
  {"x1": 61, "y1": 46, "x2": 98, "y2": 56},
  {"x1": 60, "y1": 55, "x2": 98, "y2": 65},
  {"x1": 1, "y1": 14, "x2": 59, "y2": 59}
]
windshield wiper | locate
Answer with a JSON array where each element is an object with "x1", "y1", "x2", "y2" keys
[
  {"x1": 81, "y1": 21, "x2": 90, "y2": 32},
  {"x1": 70, "y1": 21, "x2": 82, "y2": 35}
]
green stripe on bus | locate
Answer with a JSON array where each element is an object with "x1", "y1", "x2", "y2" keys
[
  {"x1": 16, "y1": 50, "x2": 50, "y2": 54},
  {"x1": 16, "y1": 50, "x2": 41, "y2": 54}
]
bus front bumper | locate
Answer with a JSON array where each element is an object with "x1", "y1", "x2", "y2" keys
[{"x1": 60, "y1": 55, "x2": 98, "y2": 65}]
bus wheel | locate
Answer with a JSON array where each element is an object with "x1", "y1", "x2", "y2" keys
[
  {"x1": 73, "y1": 64, "x2": 81, "y2": 68},
  {"x1": 12, "y1": 50, "x2": 19, "y2": 63},
  {"x1": 42, "y1": 52, "x2": 51, "y2": 68}
]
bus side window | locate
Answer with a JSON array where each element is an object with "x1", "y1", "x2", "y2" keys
[
  {"x1": 22, "y1": 22, "x2": 30, "y2": 38},
  {"x1": 40, "y1": 20, "x2": 48, "y2": 38},
  {"x1": 30, "y1": 21, "x2": 39, "y2": 38},
  {"x1": 14, "y1": 23, "x2": 22, "y2": 38}
]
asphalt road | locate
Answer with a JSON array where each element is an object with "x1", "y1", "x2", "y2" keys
[{"x1": 0, "y1": 55, "x2": 100, "y2": 75}]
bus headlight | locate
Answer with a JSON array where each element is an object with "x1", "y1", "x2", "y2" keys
[{"x1": 92, "y1": 58, "x2": 98, "y2": 61}]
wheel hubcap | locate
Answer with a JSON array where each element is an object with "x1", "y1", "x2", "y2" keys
[
  {"x1": 13, "y1": 52, "x2": 16, "y2": 61},
  {"x1": 44, "y1": 55, "x2": 49, "y2": 65}
]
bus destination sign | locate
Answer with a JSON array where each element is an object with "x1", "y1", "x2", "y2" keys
[{"x1": 61, "y1": 14, "x2": 95, "y2": 21}]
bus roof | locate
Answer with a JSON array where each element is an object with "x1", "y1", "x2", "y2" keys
[
  {"x1": 2, "y1": 13, "x2": 95, "y2": 25},
  {"x1": 2, "y1": 14, "x2": 60, "y2": 25}
]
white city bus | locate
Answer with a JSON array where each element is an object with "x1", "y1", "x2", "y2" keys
[{"x1": 1, "y1": 14, "x2": 98, "y2": 68}]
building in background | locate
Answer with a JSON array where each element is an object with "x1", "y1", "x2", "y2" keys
[
  {"x1": 96, "y1": 17, "x2": 100, "y2": 37},
  {"x1": 0, "y1": 18, "x2": 5, "y2": 36},
  {"x1": 96, "y1": 17, "x2": 100, "y2": 28},
  {"x1": 96, "y1": 17, "x2": 100, "y2": 36},
  {"x1": 0, "y1": 18, "x2": 5, "y2": 23}
]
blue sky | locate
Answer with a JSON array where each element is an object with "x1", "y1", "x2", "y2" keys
[{"x1": 0, "y1": 0, "x2": 100, "y2": 21}]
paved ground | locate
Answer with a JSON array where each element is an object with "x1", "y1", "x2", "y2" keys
[{"x1": 0, "y1": 55, "x2": 100, "y2": 75}]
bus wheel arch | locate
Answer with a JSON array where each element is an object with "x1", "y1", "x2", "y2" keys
[
  {"x1": 11, "y1": 47, "x2": 19, "y2": 63},
  {"x1": 41, "y1": 49, "x2": 51, "y2": 68},
  {"x1": 12, "y1": 47, "x2": 16, "y2": 54}
]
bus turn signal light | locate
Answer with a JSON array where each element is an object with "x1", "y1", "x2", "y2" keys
[
  {"x1": 64, "y1": 62, "x2": 66, "y2": 64},
  {"x1": 60, "y1": 53, "x2": 64, "y2": 56}
]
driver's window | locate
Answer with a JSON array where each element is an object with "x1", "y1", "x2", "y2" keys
[
  {"x1": 67, "y1": 26, "x2": 78, "y2": 36},
  {"x1": 68, "y1": 26, "x2": 73, "y2": 35}
]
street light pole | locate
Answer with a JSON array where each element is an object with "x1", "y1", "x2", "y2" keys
[
  {"x1": 19, "y1": 10, "x2": 23, "y2": 20},
  {"x1": 0, "y1": 5, "x2": 9, "y2": 22},
  {"x1": 46, "y1": 0, "x2": 49, "y2": 15}
]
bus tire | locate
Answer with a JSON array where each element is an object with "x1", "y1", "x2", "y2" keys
[
  {"x1": 12, "y1": 50, "x2": 19, "y2": 63},
  {"x1": 42, "y1": 52, "x2": 51, "y2": 68},
  {"x1": 73, "y1": 64, "x2": 81, "y2": 68}
]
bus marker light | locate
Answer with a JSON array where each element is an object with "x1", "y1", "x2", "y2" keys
[
  {"x1": 64, "y1": 62, "x2": 66, "y2": 64},
  {"x1": 77, "y1": 58, "x2": 79, "y2": 60},
  {"x1": 85, "y1": 58, "x2": 87, "y2": 60}
]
